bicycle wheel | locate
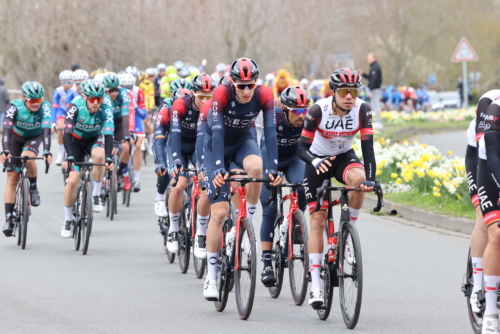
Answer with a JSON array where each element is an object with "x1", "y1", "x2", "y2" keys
[
  {"x1": 15, "y1": 186, "x2": 22, "y2": 246},
  {"x1": 81, "y1": 182, "x2": 94, "y2": 255},
  {"x1": 235, "y1": 218, "x2": 257, "y2": 320},
  {"x1": 110, "y1": 167, "x2": 117, "y2": 220},
  {"x1": 288, "y1": 210, "x2": 309, "y2": 305},
  {"x1": 74, "y1": 189, "x2": 82, "y2": 251},
  {"x1": 125, "y1": 188, "x2": 131, "y2": 207},
  {"x1": 192, "y1": 199, "x2": 207, "y2": 279},
  {"x1": 339, "y1": 222, "x2": 363, "y2": 329},
  {"x1": 178, "y1": 204, "x2": 191, "y2": 274},
  {"x1": 163, "y1": 217, "x2": 175, "y2": 263},
  {"x1": 268, "y1": 217, "x2": 284, "y2": 299},
  {"x1": 20, "y1": 178, "x2": 30, "y2": 249},
  {"x1": 214, "y1": 245, "x2": 231, "y2": 312},
  {"x1": 464, "y1": 248, "x2": 483, "y2": 333}
]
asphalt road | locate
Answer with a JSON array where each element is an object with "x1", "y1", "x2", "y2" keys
[
  {"x1": 0, "y1": 158, "x2": 473, "y2": 334},
  {"x1": 413, "y1": 130, "x2": 467, "y2": 158}
]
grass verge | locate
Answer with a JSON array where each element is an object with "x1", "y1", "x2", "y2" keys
[{"x1": 378, "y1": 119, "x2": 471, "y2": 142}]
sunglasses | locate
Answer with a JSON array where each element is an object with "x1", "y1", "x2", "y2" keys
[
  {"x1": 87, "y1": 97, "x2": 103, "y2": 104},
  {"x1": 289, "y1": 108, "x2": 308, "y2": 115},
  {"x1": 61, "y1": 81, "x2": 73, "y2": 85},
  {"x1": 27, "y1": 98, "x2": 43, "y2": 104},
  {"x1": 336, "y1": 88, "x2": 358, "y2": 98},
  {"x1": 234, "y1": 82, "x2": 257, "y2": 91},
  {"x1": 194, "y1": 93, "x2": 212, "y2": 101},
  {"x1": 75, "y1": 82, "x2": 82, "y2": 86},
  {"x1": 106, "y1": 88, "x2": 119, "y2": 93}
]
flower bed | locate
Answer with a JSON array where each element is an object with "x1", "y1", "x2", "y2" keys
[{"x1": 381, "y1": 108, "x2": 475, "y2": 125}]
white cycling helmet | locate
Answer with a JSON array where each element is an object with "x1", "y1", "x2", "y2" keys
[
  {"x1": 145, "y1": 67, "x2": 156, "y2": 76},
  {"x1": 300, "y1": 78, "x2": 309, "y2": 86},
  {"x1": 216, "y1": 63, "x2": 226, "y2": 73},
  {"x1": 73, "y1": 69, "x2": 89, "y2": 81},
  {"x1": 59, "y1": 70, "x2": 74, "y2": 81},
  {"x1": 157, "y1": 63, "x2": 167, "y2": 71},
  {"x1": 125, "y1": 66, "x2": 139, "y2": 79},
  {"x1": 93, "y1": 73, "x2": 106, "y2": 84},
  {"x1": 119, "y1": 73, "x2": 136, "y2": 87},
  {"x1": 265, "y1": 73, "x2": 275, "y2": 82}
]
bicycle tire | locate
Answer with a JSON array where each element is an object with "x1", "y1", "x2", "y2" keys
[
  {"x1": 465, "y1": 248, "x2": 483, "y2": 333},
  {"x1": 126, "y1": 189, "x2": 131, "y2": 207},
  {"x1": 215, "y1": 231, "x2": 231, "y2": 312},
  {"x1": 122, "y1": 188, "x2": 126, "y2": 205},
  {"x1": 16, "y1": 219, "x2": 21, "y2": 246},
  {"x1": 74, "y1": 188, "x2": 82, "y2": 251},
  {"x1": 192, "y1": 201, "x2": 207, "y2": 279},
  {"x1": 81, "y1": 182, "x2": 93, "y2": 255},
  {"x1": 20, "y1": 178, "x2": 29, "y2": 249},
  {"x1": 317, "y1": 226, "x2": 335, "y2": 320},
  {"x1": 268, "y1": 216, "x2": 284, "y2": 299},
  {"x1": 235, "y1": 218, "x2": 257, "y2": 320},
  {"x1": 110, "y1": 166, "x2": 117, "y2": 220},
  {"x1": 339, "y1": 222, "x2": 363, "y2": 329},
  {"x1": 164, "y1": 216, "x2": 176, "y2": 263},
  {"x1": 289, "y1": 210, "x2": 309, "y2": 305},
  {"x1": 106, "y1": 179, "x2": 111, "y2": 218},
  {"x1": 15, "y1": 185, "x2": 22, "y2": 246},
  {"x1": 178, "y1": 204, "x2": 191, "y2": 274}
]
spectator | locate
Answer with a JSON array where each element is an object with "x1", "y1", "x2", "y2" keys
[
  {"x1": 456, "y1": 76, "x2": 464, "y2": 107},
  {"x1": 71, "y1": 64, "x2": 80, "y2": 71},
  {"x1": 359, "y1": 52, "x2": 383, "y2": 129},
  {"x1": 0, "y1": 78, "x2": 10, "y2": 133}
]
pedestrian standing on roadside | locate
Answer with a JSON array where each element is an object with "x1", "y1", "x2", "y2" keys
[
  {"x1": 456, "y1": 76, "x2": 464, "y2": 108},
  {"x1": 359, "y1": 52, "x2": 383, "y2": 129},
  {"x1": 0, "y1": 78, "x2": 10, "y2": 133}
]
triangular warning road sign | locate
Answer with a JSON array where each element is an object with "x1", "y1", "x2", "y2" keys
[{"x1": 451, "y1": 37, "x2": 479, "y2": 62}]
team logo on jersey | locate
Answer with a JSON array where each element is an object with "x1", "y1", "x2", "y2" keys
[
  {"x1": 325, "y1": 118, "x2": 354, "y2": 130},
  {"x1": 231, "y1": 101, "x2": 236, "y2": 108}
]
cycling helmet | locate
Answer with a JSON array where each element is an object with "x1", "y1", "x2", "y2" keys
[
  {"x1": 329, "y1": 68, "x2": 361, "y2": 90},
  {"x1": 216, "y1": 63, "x2": 226, "y2": 73},
  {"x1": 277, "y1": 69, "x2": 288, "y2": 78},
  {"x1": 170, "y1": 78, "x2": 192, "y2": 93},
  {"x1": 171, "y1": 88, "x2": 192, "y2": 102},
  {"x1": 103, "y1": 72, "x2": 120, "y2": 88},
  {"x1": 81, "y1": 79, "x2": 105, "y2": 98},
  {"x1": 90, "y1": 68, "x2": 108, "y2": 79},
  {"x1": 174, "y1": 61, "x2": 184, "y2": 70},
  {"x1": 191, "y1": 74, "x2": 215, "y2": 92},
  {"x1": 125, "y1": 66, "x2": 139, "y2": 79},
  {"x1": 93, "y1": 73, "x2": 106, "y2": 84},
  {"x1": 300, "y1": 78, "x2": 309, "y2": 86},
  {"x1": 265, "y1": 73, "x2": 275, "y2": 82},
  {"x1": 219, "y1": 75, "x2": 232, "y2": 86},
  {"x1": 157, "y1": 63, "x2": 167, "y2": 71},
  {"x1": 59, "y1": 70, "x2": 74, "y2": 81},
  {"x1": 229, "y1": 58, "x2": 259, "y2": 81},
  {"x1": 167, "y1": 73, "x2": 179, "y2": 83},
  {"x1": 190, "y1": 67, "x2": 201, "y2": 77},
  {"x1": 73, "y1": 69, "x2": 89, "y2": 81},
  {"x1": 166, "y1": 65, "x2": 177, "y2": 75},
  {"x1": 280, "y1": 86, "x2": 310, "y2": 109},
  {"x1": 119, "y1": 73, "x2": 136, "y2": 87},
  {"x1": 21, "y1": 81, "x2": 44, "y2": 99},
  {"x1": 145, "y1": 67, "x2": 156, "y2": 76},
  {"x1": 179, "y1": 66, "x2": 190, "y2": 78}
]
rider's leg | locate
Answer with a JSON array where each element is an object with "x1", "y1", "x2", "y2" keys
[
  {"x1": 91, "y1": 146, "x2": 106, "y2": 197},
  {"x1": 133, "y1": 136, "x2": 144, "y2": 183},
  {"x1": 241, "y1": 154, "x2": 262, "y2": 223},
  {"x1": 196, "y1": 190, "x2": 210, "y2": 236},
  {"x1": 470, "y1": 205, "x2": 487, "y2": 297},
  {"x1": 56, "y1": 118, "x2": 65, "y2": 160},
  {"x1": 344, "y1": 167, "x2": 366, "y2": 225},
  {"x1": 206, "y1": 201, "x2": 229, "y2": 279},
  {"x1": 167, "y1": 176, "x2": 187, "y2": 232}
]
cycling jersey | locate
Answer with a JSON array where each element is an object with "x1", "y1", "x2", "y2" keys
[
  {"x1": 474, "y1": 90, "x2": 500, "y2": 143},
  {"x1": 170, "y1": 96, "x2": 200, "y2": 161},
  {"x1": 65, "y1": 86, "x2": 79, "y2": 109},
  {"x1": 152, "y1": 100, "x2": 171, "y2": 168},
  {"x1": 261, "y1": 107, "x2": 302, "y2": 162},
  {"x1": 139, "y1": 79, "x2": 155, "y2": 111},
  {"x1": 195, "y1": 101, "x2": 211, "y2": 173},
  {"x1": 52, "y1": 86, "x2": 71, "y2": 122},
  {"x1": 110, "y1": 88, "x2": 130, "y2": 120},
  {"x1": 132, "y1": 86, "x2": 146, "y2": 111},
  {"x1": 126, "y1": 90, "x2": 136, "y2": 133}
]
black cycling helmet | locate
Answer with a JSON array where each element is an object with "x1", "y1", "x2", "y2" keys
[
  {"x1": 280, "y1": 86, "x2": 310, "y2": 109},
  {"x1": 329, "y1": 68, "x2": 361, "y2": 90},
  {"x1": 192, "y1": 74, "x2": 215, "y2": 92},
  {"x1": 229, "y1": 58, "x2": 259, "y2": 81},
  {"x1": 171, "y1": 88, "x2": 192, "y2": 103},
  {"x1": 219, "y1": 75, "x2": 232, "y2": 86}
]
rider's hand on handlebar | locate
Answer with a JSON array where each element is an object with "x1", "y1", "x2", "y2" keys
[
  {"x1": 211, "y1": 168, "x2": 228, "y2": 188},
  {"x1": 312, "y1": 156, "x2": 336, "y2": 175},
  {"x1": 105, "y1": 157, "x2": 114, "y2": 171},
  {"x1": 360, "y1": 180, "x2": 375, "y2": 193},
  {"x1": 268, "y1": 168, "x2": 282, "y2": 187},
  {"x1": 42, "y1": 150, "x2": 53, "y2": 164},
  {"x1": 155, "y1": 165, "x2": 167, "y2": 176},
  {"x1": 169, "y1": 161, "x2": 182, "y2": 177},
  {"x1": 63, "y1": 156, "x2": 75, "y2": 170},
  {"x1": 0, "y1": 150, "x2": 11, "y2": 164}
]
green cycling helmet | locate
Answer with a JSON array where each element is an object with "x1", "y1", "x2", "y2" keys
[
  {"x1": 103, "y1": 72, "x2": 120, "y2": 88},
  {"x1": 21, "y1": 81, "x2": 44, "y2": 99},
  {"x1": 167, "y1": 73, "x2": 179, "y2": 82},
  {"x1": 166, "y1": 65, "x2": 177, "y2": 75},
  {"x1": 170, "y1": 78, "x2": 192, "y2": 93},
  {"x1": 81, "y1": 79, "x2": 105, "y2": 98}
]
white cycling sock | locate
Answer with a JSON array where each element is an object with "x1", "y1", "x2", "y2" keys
[
  {"x1": 64, "y1": 206, "x2": 73, "y2": 222},
  {"x1": 309, "y1": 253, "x2": 322, "y2": 291},
  {"x1": 155, "y1": 192, "x2": 165, "y2": 202},
  {"x1": 58, "y1": 144, "x2": 65, "y2": 158},
  {"x1": 246, "y1": 202, "x2": 257, "y2": 222},
  {"x1": 196, "y1": 214, "x2": 210, "y2": 236},
  {"x1": 133, "y1": 170, "x2": 140, "y2": 183},
  {"x1": 169, "y1": 211, "x2": 180, "y2": 232},
  {"x1": 207, "y1": 252, "x2": 219, "y2": 280},
  {"x1": 92, "y1": 181, "x2": 102, "y2": 197},
  {"x1": 349, "y1": 207, "x2": 360, "y2": 224},
  {"x1": 484, "y1": 275, "x2": 500, "y2": 315},
  {"x1": 471, "y1": 257, "x2": 484, "y2": 294}
]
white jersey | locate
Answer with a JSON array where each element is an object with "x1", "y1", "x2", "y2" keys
[{"x1": 478, "y1": 99, "x2": 500, "y2": 160}]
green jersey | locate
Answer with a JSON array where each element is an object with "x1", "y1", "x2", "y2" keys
[
  {"x1": 110, "y1": 88, "x2": 130, "y2": 120},
  {"x1": 65, "y1": 96, "x2": 114, "y2": 140},
  {"x1": 4, "y1": 99, "x2": 52, "y2": 138}
]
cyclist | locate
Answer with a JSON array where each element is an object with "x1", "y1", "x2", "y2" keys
[
  {"x1": 211, "y1": 63, "x2": 226, "y2": 83},
  {"x1": 1, "y1": 82, "x2": 53, "y2": 236},
  {"x1": 155, "y1": 63, "x2": 167, "y2": 107},
  {"x1": 61, "y1": 80, "x2": 114, "y2": 237},
  {"x1": 90, "y1": 68, "x2": 108, "y2": 79},
  {"x1": 138, "y1": 71, "x2": 155, "y2": 156},
  {"x1": 466, "y1": 90, "x2": 500, "y2": 315},
  {"x1": 273, "y1": 69, "x2": 292, "y2": 99},
  {"x1": 259, "y1": 86, "x2": 309, "y2": 286},
  {"x1": 160, "y1": 72, "x2": 179, "y2": 100},
  {"x1": 153, "y1": 88, "x2": 192, "y2": 217},
  {"x1": 164, "y1": 78, "x2": 193, "y2": 107},
  {"x1": 52, "y1": 70, "x2": 74, "y2": 165},
  {"x1": 102, "y1": 72, "x2": 131, "y2": 192},
  {"x1": 65, "y1": 69, "x2": 89, "y2": 109},
  {"x1": 296, "y1": 68, "x2": 376, "y2": 308},
  {"x1": 202, "y1": 58, "x2": 281, "y2": 299},
  {"x1": 166, "y1": 74, "x2": 215, "y2": 253}
]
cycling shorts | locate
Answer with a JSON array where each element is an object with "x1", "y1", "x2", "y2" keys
[
  {"x1": 477, "y1": 157, "x2": 500, "y2": 226},
  {"x1": 167, "y1": 138, "x2": 197, "y2": 178},
  {"x1": 56, "y1": 109, "x2": 67, "y2": 122},
  {"x1": 134, "y1": 114, "x2": 145, "y2": 134},
  {"x1": 303, "y1": 149, "x2": 364, "y2": 212},
  {"x1": 5, "y1": 134, "x2": 42, "y2": 173},
  {"x1": 69, "y1": 134, "x2": 104, "y2": 172},
  {"x1": 114, "y1": 118, "x2": 126, "y2": 141}
]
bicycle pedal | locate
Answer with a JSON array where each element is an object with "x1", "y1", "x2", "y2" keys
[
  {"x1": 306, "y1": 272, "x2": 312, "y2": 282},
  {"x1": 311, "y1": 303, "x2": 326, "y2": 310},
  {"x1": 205, "y1": 297, "x2": 218, "y2": 302}
]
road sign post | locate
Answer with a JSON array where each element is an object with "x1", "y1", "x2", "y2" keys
[{"x1": 451, "y1": 37, "x2": 479, "y2": 110}]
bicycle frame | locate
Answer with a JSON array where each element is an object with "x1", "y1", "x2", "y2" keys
[
  {"x1": 190, "y1": 174, "x2": 203, "y2": 240},
  {"x1": 276, "y1": 184, "x2": 303, "y2": 261}
]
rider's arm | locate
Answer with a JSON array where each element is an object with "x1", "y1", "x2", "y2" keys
[
  {"x1": 297, "y1": 104, "x2": 322, "y2": 164},
  {"x1": 484, "y1": 103, "x2": 500, "y2": 188},
  {"x1": 196, "y1": 102, "x2": 210, "y2": 173},
  {"x1": 260, "y1": 86, "x2": 278, "y2": 171},
  {"x1": 170, "y1": 97, "x2": 187, "y2": 164},
  {"x1": 127, "y1": 90, "x2": 136, "y2": 133},
  {"x1": 211, "y1": 85, "x2": 228, "y2": 168},
  {"x1": 475, "y1": 97, "x2": 492, "y2": 143},
  {"x1": 119, "y1": 89, "x2": 130, "y2": 138},
  {"x1": 2, "y1": 104, "x2": 17, "y2": 152},
  {"x1": 359, "y1": 103, "x2": 376, "y2": 181},
  {"x1": 51, "y1": 88, "x2": 61, "y2": 124},
  {"x1": 63, "y1": 104, "x2": 79, "y2": 158},
  {"x1": 41, "y1": 101, "x2": 52, "y2": 152},
  {"x1": 153, "y1": 105, "x2": 170, "y2": 167},
  {"x1": 102, "y1": 103, "x2": 115, "y2": 160}
]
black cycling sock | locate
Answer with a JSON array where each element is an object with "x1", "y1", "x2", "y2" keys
[
  {"x1": 29, "y1": 177, "x2": 37, "y2": 189},
  {"x1": 262, "y1": 250, "x2": 273, "y2": 269},
  {"x1": 5, "y1": 203, "x2": 14, "y2": 222},
  {"x1": 118, "y1": 162, "x2": 128, "y2": 175}
]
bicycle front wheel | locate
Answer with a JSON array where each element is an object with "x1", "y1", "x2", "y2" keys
[
  {"x1": 268, "y1": 217, "x2": 284, "y2": 299},
  {"x1": 81, "y1": 182, "x2": 94, "y2": 255},
  {"x1": 339, "y1": 222, "x2": 363, "y2": 329},
  {"x1": 288, "y1": 210, "x2": 309, "y2": 305},
  {"x1": 74, "y1": 190, "x2": 82, "y2": 251},
  {"x1": 20, "y1": 178, "x2": 30, "y2": 249},
  {"x1": 192, "y1": 200, "x2": 206, "y2": 279},
  {"x1": 110, "y1": 166, "x2": 117, "y2": 220},
  {"x1": 465, "y1": 248, "x2": 483, "y2": 333},
  {"x1": 178, "y1": 205, "x2": 191, "y2": 274},
  {"x1": 235, "y1": 218, "x2": 256, "y2": 320}
]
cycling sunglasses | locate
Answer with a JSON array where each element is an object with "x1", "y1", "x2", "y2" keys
[
  {"x1": 289, "y1": 108, "x2": 308, "y2": 115},
  {"x1": 74, "y1": 81, "x2": 82, "y2": 86},
  {"x1": 61, "y1": 80, "x2": 73, "y2": 85},
  {"x1": 106, "y1": 88, "x2": 119, "y2": 93},
  {"x1": 234, "y1": 82, "x2": 257, "y2": 91},
  {"x1": 87, "y1": 97, "x2": 103, "y2": 104},
  {"x1": 194, "y1": 93, "x2": 212, "y2": 101},
  {"x1": 336, "y1": 88, "x2": 358, "y2": 98},
  {"x1": 27, "y1": 98, "x2": 43, "y2": 104}
]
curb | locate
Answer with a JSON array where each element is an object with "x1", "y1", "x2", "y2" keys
[{"x1": 363, "y1": 195, "x2": 475, "y2": 234}]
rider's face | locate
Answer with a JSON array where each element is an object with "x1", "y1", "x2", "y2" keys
[
  {"x1": 85, "y1": 96, "x2": 102, "y2": 113},
  {"x1": 233, "y1": 79, "x2": 256, "y2": 104}
]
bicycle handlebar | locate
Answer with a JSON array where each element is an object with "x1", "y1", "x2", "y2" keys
[
  {"x1": 212, "y1": 170, "x2": 277, "y2": 204},
  {"x1": 2, "y1": 156, "x2": 50, "y2": 173}
]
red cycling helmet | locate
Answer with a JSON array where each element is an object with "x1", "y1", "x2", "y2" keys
[
  {"x1": 171, "y1": 88, "x2": 192, "y2": 102},
  {"x1": 280, "y1": 86, "x2": 310, "y2": 108},
  {"x1": 192, "y1": 74, "x2": 215, "y2": 92},
  {"x1": 329, "y1": 68, "x2": 361, "y2": 90},
  {"x1": 229, "y1": 58, "x2": 259, "y2": 81}
]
